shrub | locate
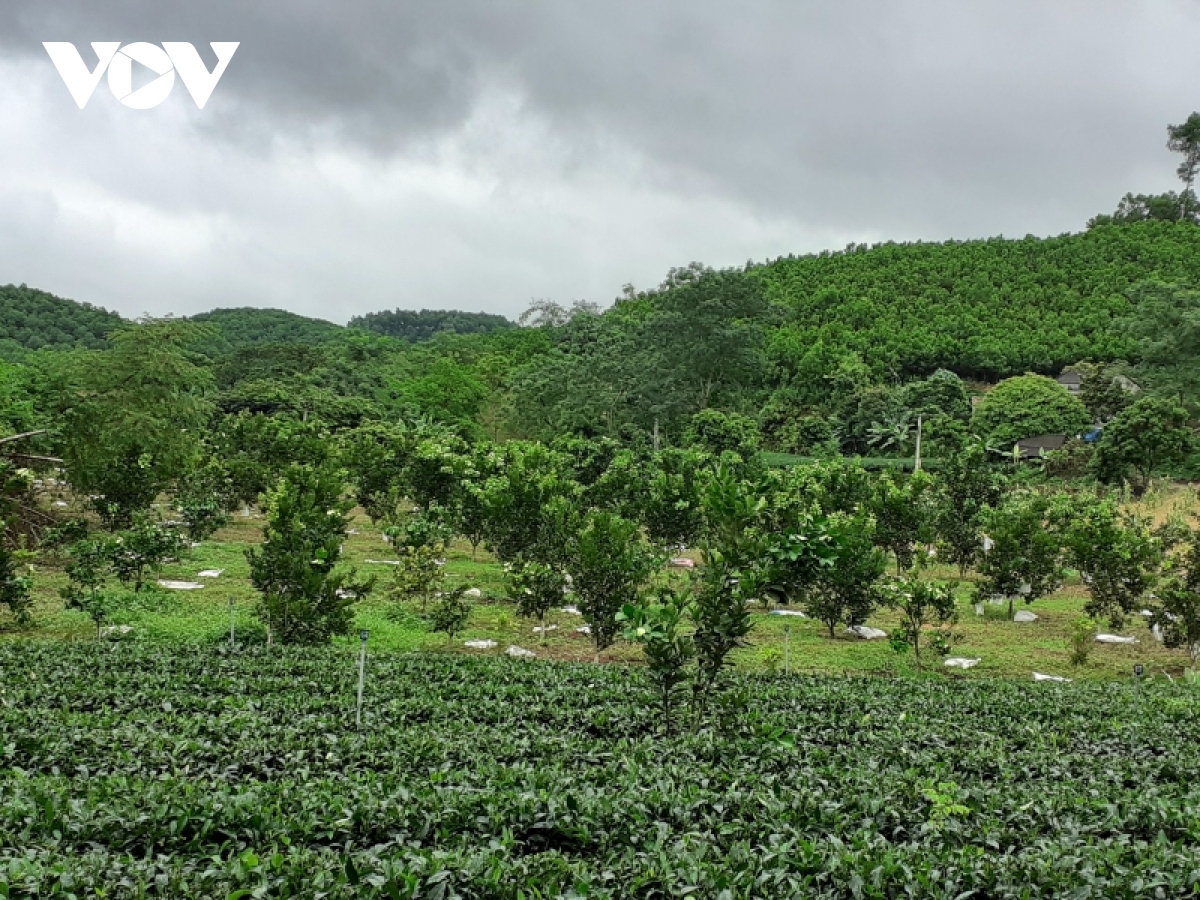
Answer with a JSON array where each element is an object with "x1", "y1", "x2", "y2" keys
[
  {"x1": 246, "y1": 465, "x2": 374, "y2": 645},
  {"x1": 800, "y1": 510, "x2": 886, "y2": 637},
  {"x1": 884, "y1": 577, "x2": 959, "y2": 669},
  {"x1": 618, "y1": 588, "x2": 695, "y2": 734},
  {"x1": 107, "y1": 516, "x2": 188, "y2": 592},
  {"x1": 173, "y1": 460, "x2": 233, "y2": 542},
  {"x1": 428, "y1": 586, "x2": 472, "y2": 645},
  {"x1": 1069, "y1": 617, "x2": 1097, "y2": 666},
  {"x1": 571, "y1": 510, "x2": 655, "y2": 658}
]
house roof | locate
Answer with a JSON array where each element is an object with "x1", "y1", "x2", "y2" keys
[{"x1": 1014, "y1": 433, "x2": 1068, "y2": 458}]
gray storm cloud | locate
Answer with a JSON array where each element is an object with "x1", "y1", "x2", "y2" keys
[{"x1": 1, "y1": 1, "x2": 1198, "y2": 321}]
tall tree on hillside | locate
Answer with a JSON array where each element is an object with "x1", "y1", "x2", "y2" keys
[
  {"x1": 1167, "y1": 112, "x2": 1200, "y2": 220},
  {"x1": 1093, "y1": 396, "x2": 1192, "y2": 496},
  {"x1": 643, "y1": 267, "x2": 769, "y2": 412},
  {"x1": 45, "y1": 320, "x2": 214, "y2": 526},
  {"x1": 971, "y1": 374, "x2": 1090, "y2": 450},
  {"x1": 1120, "y1": 282, "x2": 1200, "y2": 402}
]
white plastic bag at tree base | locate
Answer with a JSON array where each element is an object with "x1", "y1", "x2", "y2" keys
[
  {"x1": 506, "y1": 645, "x2": 536, "y2": 658},
  {"x1": 1096, "y1": 634, "x2": 1138, "y2": 644},
  {"x1": 771, "y1": 609, "x2": 807, "y2": 617},
  {"x1": 668, "y1": 558, "x2": 695, "y2": 568},
  {"x1": 575, "y1": 625, "x2": 591, "y2": 635},
  {"x1": 1013, "y1": 610, "x2": 1038, "y2": 623},
  {"x1": 560, "y1": 605, "x2": 581, "y2": 615},
  {"x1": 158, "y1": 580, "x2": 205, "y2": 590},
  {"x1": 464, "y1": 588, "x2": 482, "y2": 598},
  {"x1": 533, "y1": 624, "x2": 557, "y2": 633},
  {"x1": 464, "y1": 639, "x2": 497, "y2": 650},
  {"x1": 1033, "y1": 672, "x2": 1072, "y2": 683},
  {"x1": 1153, "y1": 624, "x2": 1164, "y2": 642},
  {"x1": 347, "y1": 529, "x2": 359, "y2": 535},
  {"x1": 944, "y1": 658, "x2": 980, "y2": 669},
  {"x1": 847, "y1": 625, "x2": 887, "y2": 640},
  {"x1": 197, "y1": 569, "x2": 224, "y2": 578}
]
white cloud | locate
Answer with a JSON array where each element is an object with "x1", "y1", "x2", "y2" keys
[{"x1": 1, "y1": 1, "x2": 1199, "y2": 321}]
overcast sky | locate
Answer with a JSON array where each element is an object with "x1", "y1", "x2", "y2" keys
[{"x1": 2, "y1": 2, "x2": 1199, "y2": 323}]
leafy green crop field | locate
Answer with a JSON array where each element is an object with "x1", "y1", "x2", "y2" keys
[{"x1": 3, "y1": 642, "x2": 1199, "y2": 898}]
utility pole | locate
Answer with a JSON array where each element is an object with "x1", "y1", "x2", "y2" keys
[{"x1": 913, "y1": 415, "x2": 923, "y2": 472}]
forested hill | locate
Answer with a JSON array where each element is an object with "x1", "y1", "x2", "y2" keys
[
  {"x1": 187, "y1": 308, "x2": 345, "y2": 355},
  {"x1": 0, "y1": 284, "x2": 124, "y2": 359},
  {"x1": 349, "y1": 308, "x2": 516, "y2": 341},
  {"x1": 751, "y1": 221, "x2": 1200, "y2": 380}
]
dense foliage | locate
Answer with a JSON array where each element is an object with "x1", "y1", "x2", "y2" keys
[
  {"x1": 757, "y1": 222, "x2": 1200, "y2": 380},
  {"x1": 349, "y1": 308, "x2": 516, "y2": 342},
  {"x1": 0, "y1": 283, "x2": 122, "y2": 359},
  {"x1": 3, "y1": 644, "x2": 1200, "y2": 897},
  {"x1": 188, "y1": 308, "x2": 345, "y2": 354}
]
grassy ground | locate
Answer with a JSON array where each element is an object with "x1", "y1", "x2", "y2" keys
[{"x1": 9, "y1": 487, "x2": 1197, "y2": 682}]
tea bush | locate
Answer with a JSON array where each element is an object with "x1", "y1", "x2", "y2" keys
[{"x1": 2, "y1": 642, "x2": 1200, "y2": 897}]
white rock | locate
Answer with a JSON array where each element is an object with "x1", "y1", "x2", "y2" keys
[
  {"x1": 533, "y1": 624, "x2": 558, "y2": 633},
  {"x1": 668, "y1": 557, "x2": 696, "y2": 569},
  {"x1": 464, "y1": 588, "x2": 482, "y2": 598},
  {"x1": 99, "y1": 625, "x2": 133, "y2": 638},
  {"x1": 1033, "y1": 672, "x2": 1072, "y2": 683},
  {"x1": 197, "y1": 569, "x2": 224, "y2": 578},
  {"x1": 464, "y1": 639, "x2": 497, "y2": 650},
  {"x1": 575, "y1": 625, "x2": 591, "y2": 635},
  {"x1": 559, "y1": 605, "x2": 581, "y2": 615},
  {"x1": 1013, "y1": 610, "x2": 1038, "y2": 623},
  {"x1": 847, "y1": 625, "x2": 888, "y2": 640},
  {"x1": 506, "y1": 645, "x2": 536, "y2": 659},
  {"x1": 944, "y1": 657, "x2": 981, "y2": 669},
  {"x1": 1096, "y1": 634, "x2": 1138, "y2": 644},
  {"x1": 771, "y1": 609, "x2": 808, "y2": 617},
  {"x1": 158, "y1": 580, "x2": 205, "y2": 590}
]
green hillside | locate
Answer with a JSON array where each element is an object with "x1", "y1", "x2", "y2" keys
[
  {"x1": 755, "y1": 221, "x2": 1200, "y2": 380},
  {"x1": 187, "y1": 308, "x2": 345, "y2": 355},
  {"x1": 0, "y1": 283, "x2": 124, "y2": 359}
]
